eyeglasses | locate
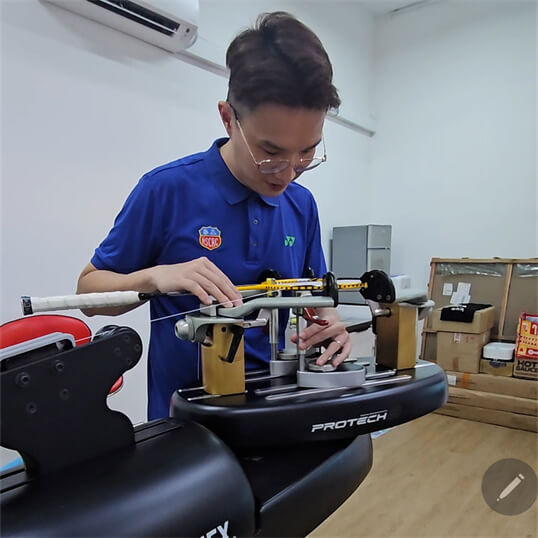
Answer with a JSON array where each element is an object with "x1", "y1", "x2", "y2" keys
[{"x1": 231, "y1": 106, "x2": 327, "y2": 175}]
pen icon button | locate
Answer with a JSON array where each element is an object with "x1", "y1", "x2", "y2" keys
[
  {"x1": 496, "y1": 472, "x2": 525, "y2": 502},
  {"x1": 482, "y1": 459, "x2": 537, "y2": 516}
]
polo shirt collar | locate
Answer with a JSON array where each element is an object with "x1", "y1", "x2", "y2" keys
[
  {"x1": 258, "y1": 194, "x2": 280, "y2": 207},
  {"x1": 207, "y1": 138, "x2": 249, "y2": 205},
  {"x1": 207, "y1": 139, "x2": 281, "y2": 207}
]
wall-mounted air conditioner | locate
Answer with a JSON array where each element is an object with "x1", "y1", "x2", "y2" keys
[{"x1": 45, "y1": 0, "x2": 199, "y2": 52}]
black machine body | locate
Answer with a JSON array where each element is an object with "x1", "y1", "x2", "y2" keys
[
  {"x1": 1, "y1": 291, "x2": 447, "y2": 538},
  {"x1": 0, "y1": 323, "x2": 376, "y2": 537}
]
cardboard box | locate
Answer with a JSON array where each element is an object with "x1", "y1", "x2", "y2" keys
[
  {"x1": 447, "y1": 387, "x2": 537, "y2": 416},
  {"x1": 421, "y1": 331, "x2": 437, "y2": 362},
  {"x1": 504, "y1": 266, "x2": 538, "y2": 339},
  {"x1": 436, "y1": 403, "x2": 537, "y2": 432},
  {"x1": 436, "y1": 330, "x2": 490, "y2": 373},
  {"x1": 444, "y1": 371, "x2": 537, "y2": 399},
  {"x1": 425, "y1": 259, "x2": 538, "y2": 340},
  {"x1": 480, "y1": 358, "x2": 514, "y2": 377},
  {"x1": 515, "y1": 313, "x2": 538, "y2": 359},
  {"x1": 426, "y1": 261, "x2": 508, "y2": 337},
  {"x1": 431, "y1": 306, "x2": 495, "y2": 334},
  {"x1": 513, "y1": 357, "x2": 538, "y2": 380}
]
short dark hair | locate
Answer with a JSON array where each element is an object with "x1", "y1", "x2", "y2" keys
[{"x1": 226, "y1": 12, "x2": 341, "y2": 114}]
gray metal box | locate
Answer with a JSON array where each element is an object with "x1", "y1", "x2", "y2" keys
[{"x1": 331, "y1": 225, "x2": 391, "y2": 304}]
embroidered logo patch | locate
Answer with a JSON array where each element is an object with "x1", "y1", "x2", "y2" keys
[
  {"x1": 284, "y1": 235, "x2": 296, "y2": 247},
  {"x1": 199, "y1": 226, "x2": 222, "y2": 251}
]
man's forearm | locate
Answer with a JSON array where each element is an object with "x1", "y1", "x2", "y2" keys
[{"x1": 76, "y1": 265, "x2": 156, "y2": 317}]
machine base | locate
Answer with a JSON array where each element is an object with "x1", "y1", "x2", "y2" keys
[{"x1": 171, "y1": 360, "x2": 448, "y2": 449}]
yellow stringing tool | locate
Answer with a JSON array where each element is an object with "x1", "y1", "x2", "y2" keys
[{"x1": 236, "y1": 277, "x2": 368, "y2": 293}]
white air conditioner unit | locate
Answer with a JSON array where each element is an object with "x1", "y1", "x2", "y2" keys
[{"x1": 45, "y1": 0, "x2": 199, "y2": 52}]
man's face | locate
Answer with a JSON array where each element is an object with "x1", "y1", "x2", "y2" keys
[{"x1": 222, "y1": 103, "x2": 326, "y2": 197}]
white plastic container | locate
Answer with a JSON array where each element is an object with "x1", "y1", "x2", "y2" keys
[{"x1": 482, "y1": 342, "x2": 515, "y2": 361}]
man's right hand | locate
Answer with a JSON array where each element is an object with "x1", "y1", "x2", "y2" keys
[
  {"x1": 148, "y1": 257, "x2": 242, "y2": 308},
  {"x1": 77, "y1": 257, "x2": 242, "y2": 317}
]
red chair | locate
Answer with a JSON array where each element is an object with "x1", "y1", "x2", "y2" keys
[{"x1": 0, "y1": 315, "x2": 123, "y2": 395}]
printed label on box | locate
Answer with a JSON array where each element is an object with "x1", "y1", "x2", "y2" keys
[
  {"x1": 457, "y1": 282, "x2": 471, "y2": 295},
  {"x1": 516, "y1": 313, "x2": 538, "y2": 360},
  {"x1": 454, "y1": 333, "x2": 461, "y2": 344},
  {"x1": 514, "y1": 357, "x2": 538, "y2": 379},
  {"x1": 450, "y1": 282, "x2": 471, "y2": 304}
]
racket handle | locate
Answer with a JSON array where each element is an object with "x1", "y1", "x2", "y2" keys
[{"x1": 21, "y1": 291, "x2": 143, "y2": 315}]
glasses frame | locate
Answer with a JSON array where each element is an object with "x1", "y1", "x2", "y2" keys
[{"x1": 230, "y1": 104, "x2": 327, "y2": 175}]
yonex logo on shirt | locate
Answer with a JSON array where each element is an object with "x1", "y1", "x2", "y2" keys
[{"x1": 284, "y1": 235, "x2": 296, "y2": 247}]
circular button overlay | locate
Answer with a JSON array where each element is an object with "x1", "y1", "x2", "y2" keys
[{"x1": 482, "y1": 458, "x2": 537, "y2": 516}]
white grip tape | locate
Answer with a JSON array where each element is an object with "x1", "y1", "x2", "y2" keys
[{"x1": 23, "y1": 291, "x2": 142, "y2": 314}]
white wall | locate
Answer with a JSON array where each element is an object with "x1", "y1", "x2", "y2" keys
[
  {"x1": 0, "y1": 0, "x2": 375, "y2": 465},
  {"x1": 368, "y1": 0, "x2": 537, "y2": 288}
]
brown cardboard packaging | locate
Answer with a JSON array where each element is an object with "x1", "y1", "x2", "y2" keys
[
  {"x1": 421, "y1": 331, "x2": 437, "y2": 362},
  {"x1": 431, "y1": 306, "x2": 495, "y2": 334},
  {"x1": 426, "y1": 262, "x2": 507, "y2": 337},
  {"x1": 479, "y1": 358, "x2": 513, "y2": 377},
  {"x1": 513, "y1": 357, "x2": 538, "y2": 380},
  {"x1": 504, "y1": 266, "x2": 538, "y2": 339},
  {"x1": 447, "y1": 387, "x2": 537, "y2": 416},
  {"x1": 444, "y1": 371, "x2": 537, "y2": 399},
  {"x1": 436, "y1": 403, "x2": 537, "y2": 432},
  {"x1": 436, "y1": 330, "x2": 490, "y2": 373}
]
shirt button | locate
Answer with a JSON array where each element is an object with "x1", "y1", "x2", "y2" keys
[
  {"x1": 252, "y1": 241, "x2": 258, "y2": 247},
  {"x1": 253, "y1": 219, "x2": 259, "y2": 225}
]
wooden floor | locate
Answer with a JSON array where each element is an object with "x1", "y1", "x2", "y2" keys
[{"x1": 309, "y1": 414, "x2": 537, "y2": 538}]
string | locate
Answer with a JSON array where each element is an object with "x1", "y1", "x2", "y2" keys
[
  {"x1": 72, "y1": 289, "x2": 284, "y2": 345},
  {"x1": 150, "y1": 289, "x2": 273, "y2": 323}
]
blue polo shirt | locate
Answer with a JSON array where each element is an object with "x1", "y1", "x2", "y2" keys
[{"x1": 92, "y1": 138, "x2": 327, "y2": 419}]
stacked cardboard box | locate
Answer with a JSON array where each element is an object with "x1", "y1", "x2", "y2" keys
[
  {"x1": 421, "y1": 258, "x2": 538, "y2": 363},
  {"x1": 422, "y1": 258, "x2": 538, "y2": 431},
  {"x1": 433, "y1": 306, "x2": 495, "y2": 374},
  {"x1": 432, "y1": 306, "x2": 538, "y2": 432},
  {"x1": 436, "y1": 372, "x2": 537, "y2": 432}
]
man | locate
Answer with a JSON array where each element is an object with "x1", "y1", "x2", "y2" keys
[{"x1": 77, "y1": 11, "x2": 351, "y2": 420}]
